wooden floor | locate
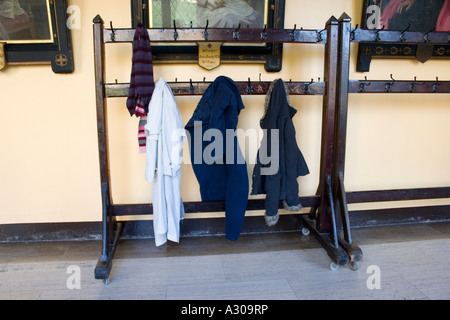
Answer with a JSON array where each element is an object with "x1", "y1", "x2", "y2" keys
[{"x1": 0, "y1": 222, "x2": 449, "y2": 300}]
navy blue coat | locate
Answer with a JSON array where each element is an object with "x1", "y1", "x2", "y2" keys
[
  {"x1": 185, "y1": 76, "x2": 249, "y2": 241},
  {"x1": 251, "y1": 79, "x2": 309, "y2": 216}
]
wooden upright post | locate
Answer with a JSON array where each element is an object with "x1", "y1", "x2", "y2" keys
[{"x1": 314, "y1": 16, "x2": 339, "y2": 234}]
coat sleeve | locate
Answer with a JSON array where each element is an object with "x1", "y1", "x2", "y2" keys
[
  {"x1": 162, "y1": 82, "x2": 186, "y2": 177},
  {"x1": 144, "y1": 81, "x2": 163, "y2": 182}
]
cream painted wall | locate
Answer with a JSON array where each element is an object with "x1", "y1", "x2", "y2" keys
[{"x1": 0, "y1": 0, "x2": 449, "y2": 224}]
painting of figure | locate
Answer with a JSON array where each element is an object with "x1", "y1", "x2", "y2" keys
[
  {"x1": 149, "y1": 0, "x2": 267, "y2": 28},
  {"x1": 0, "y1": 0, "x2": 52, "y2": 42},
  {"x1": 365, "y1": 0, "x2": 450, "y2": 32}
]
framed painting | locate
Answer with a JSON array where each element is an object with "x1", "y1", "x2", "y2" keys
[
  {"x1": 0, "y1": 0, "x2": 73, "y2": 73},
  {"x1": 357, "y1": 0, "x2": 450, "y2": 71},
  {"x1": 131, "y1": 0, "x2": 285, "y2": 72}
]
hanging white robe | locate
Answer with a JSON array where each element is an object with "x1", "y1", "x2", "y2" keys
[{"x1": 145, "y1": 78, "x2": 186, "y2": 246}]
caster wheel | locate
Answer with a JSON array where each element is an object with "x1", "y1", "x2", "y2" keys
[
  {"x1": 102, "y1": 278, "x2": 110, "y2": 285},
  {"x1": 329, "y1": 262, "x2": 340, "y2": 271},
  {"x1": 348, "y1": 261, "x2": 359, "y2": 271},
  {"x1": 301, "y1": 227, "x2": 310, "y2": 236}
]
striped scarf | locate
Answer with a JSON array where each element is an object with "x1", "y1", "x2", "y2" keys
[{"x1": 126, "y1": 24, "x2": 155, "y2": 152}]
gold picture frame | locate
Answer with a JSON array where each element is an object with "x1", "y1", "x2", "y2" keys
[
  {"x1": 0, "y1": 0, "x2": 54, "y2": 44},
  {"x1": 131, "y1": 0, "x2": 285, "y2": 72},
  {"x1": 0, "y1": 0, "x2": 73, "y2": 73}
]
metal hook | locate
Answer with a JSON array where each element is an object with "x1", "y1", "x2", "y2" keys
[
  {"x1": 410, "y1": 76, "x2": 426, "y2": 92},
  {"x1": 375, "y1": 25, "x2": 385, "y2": 41},
  {"x1": 351, "y1": 24, "x2": 359, "y2": 41},
  {"x1": 110, "y1": 21, "x2": 116, "y2": 42},
  {"x1": 189, "y1": 79, "x2": 194, "y2": 94},
  {"x1": 203, "y1": 20, "x2": 209, "y2": 40},
  {"x1": 290, "y1": 24, "x2": 297, "y2": 42},
  {"x1": 383, "y1": 75, "x2": 395, "y2": 92},
  {"x1": 233, "y1": 23, "x2": 241, "y2": 40},
  {"x1": 359, "y1": 76, "x2": 371, "y2": 92},
  {"x1": 400, "y1": 22, "x2": 411, "y2": 42},
  {"x1": 433, "y1": 76, "x2": 440, "y2": 93},
  {"x1": 261, "y1": 24, "x2": 267, "y2": 41},
  {"x1": 304, "y1": 78, "x2": 314, "y2": 94},
  {"x1": 246, "y1": 77, "x2": 253, "y2": 94},
  {"x1": 173, "y1": 20, "x2": 179, "y2": 41},
  {"x1": 317, "y1": 28, "x2": 325, "y2": 43},
  {"x1": 424, "y1": 27, "x2": 436, "y2": 43}
]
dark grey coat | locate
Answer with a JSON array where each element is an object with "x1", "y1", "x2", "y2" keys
[{"x1": 251, "y1": 79, "x2": 309, "y2": 216}]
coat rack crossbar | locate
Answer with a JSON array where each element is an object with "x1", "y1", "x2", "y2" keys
[
  {"x1": 349, "y1": 80, "x2": 450, "y2": 94},
  {"x1": 105, "y1": 81, "x2": 326, "y2": 97},
  {"x1": 351, "y1": 28, "x2": 450, "y2": 44},
  {"x1": 110, "y1": 186, "x2": 450, "y2": 216},
  {"x1": 103, "y1": 28, "x2": 328, "y2": 44}
]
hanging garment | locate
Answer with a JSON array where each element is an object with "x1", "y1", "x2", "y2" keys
[
  {"x1": 145, "y1": 78, "x2": 186, "y2": 246},
  {"x1": 185, "y1": 76, "x2": 249, "y2": 241},
  {"x1": 126, "y1": 24, "x2": 155, "y2": 153},
  {"x1": 251, "y1": 79, "x2": 309, "y2": 226}
]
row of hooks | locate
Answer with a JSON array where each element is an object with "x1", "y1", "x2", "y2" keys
[
  {"x1": 108, "y1": 20, "x2": 327, "y2": 43},
  {"x1": 358, "y1": 75, "x2": 445, "y2": 93},
  {"x1": 172, "y1": 75, "x2": 323, "y2": 95},
  {"x1": 108, "y1": 20, "x2": 450, "y2": 44},
  {"x1": 351, "y1": 23, "x2": 450, "y2": 43}
]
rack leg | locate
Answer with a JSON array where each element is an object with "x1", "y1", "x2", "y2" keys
[
  {"x1": 303, "y1": 176, "x2": 348, "y2": 270},
  {"x1": 302, "y1": 216, "x2": 348, "y2": 270},
  {"x1": 94, "y1": 221, "x2": 124, "y2": 283},
  {"x1": 336, "y1": 175, "x2": 363, "y2": 270}
]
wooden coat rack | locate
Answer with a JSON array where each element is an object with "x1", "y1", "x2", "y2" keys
[{"x1": 92, "y1": 13, "x2": 450, "y2": 283}]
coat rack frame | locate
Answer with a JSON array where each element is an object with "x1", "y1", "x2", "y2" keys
[{"x1": 92, "y1": 13, "x2": 450, "y2": 283}]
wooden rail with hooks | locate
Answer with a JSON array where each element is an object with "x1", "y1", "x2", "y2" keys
[
  {"x1": 103, "y1": 26, "x2": 328, "y2": 44},
  {"x1": 351, "y1": 27, "x2": 450, "y2": 44},
  {"x1": 104, "y1": 80, "x2": 326, "y2": 97}
]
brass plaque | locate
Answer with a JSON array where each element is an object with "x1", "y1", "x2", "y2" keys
[
  {"x1": 0, "y1": 42, "x2": 5, "y2": 71},
  {"x1": 197, "y1": 42, "x2": 223, "y2": 71}
]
